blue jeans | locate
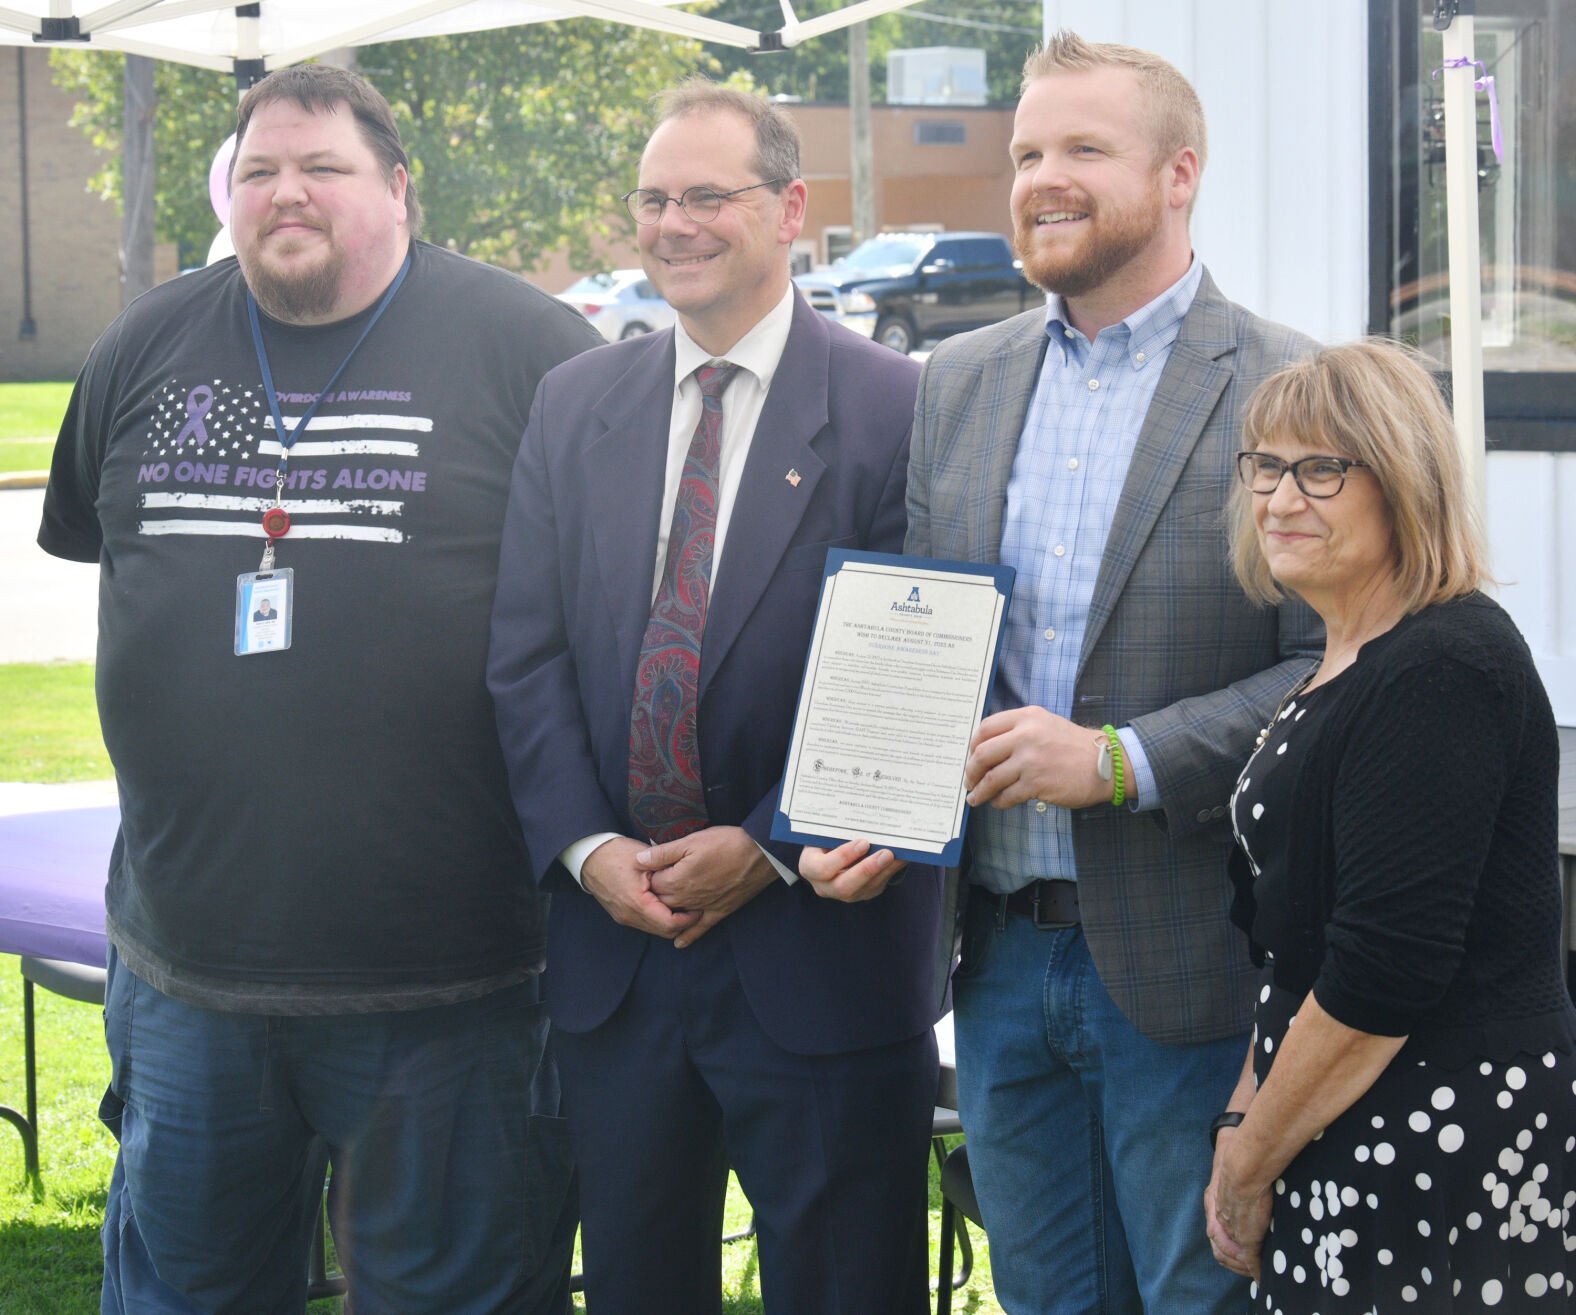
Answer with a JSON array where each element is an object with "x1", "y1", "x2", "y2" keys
[
  {"x1": 952, "y1": 899, "x2": 1249, "y2": 1315},
  {"x1": 99, "y1": 947, "x2": 576, "y2": 1315}
]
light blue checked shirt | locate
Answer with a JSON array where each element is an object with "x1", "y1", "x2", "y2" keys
[{"x1": 969, "y1": 258, "x2": 1204, "y2": 894}]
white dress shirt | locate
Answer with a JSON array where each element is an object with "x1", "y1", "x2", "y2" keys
[{"x1": 562, "y1": 285, "x2": 800, "y2": 886}]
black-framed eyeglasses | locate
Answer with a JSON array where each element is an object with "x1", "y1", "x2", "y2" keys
[
  {"x1": 1236, "y1": 452, "x2": 1373, "y2": 499},
  {"x1": 622, "y1": 179, "x2": 786, "y2": 226}
]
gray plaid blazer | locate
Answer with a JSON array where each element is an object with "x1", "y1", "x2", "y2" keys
[{"x1": 908, "y1": 268, "x2": 1323, "y2": 1045}]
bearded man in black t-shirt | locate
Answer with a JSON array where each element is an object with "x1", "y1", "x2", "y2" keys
[{"x1": 40, "y1": 64, "x2": 599, "y2": 1315}]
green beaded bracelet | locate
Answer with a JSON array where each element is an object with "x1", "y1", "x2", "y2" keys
[{"x1": 1101, "y1": 724, "x2": 1125, "y2": 807}]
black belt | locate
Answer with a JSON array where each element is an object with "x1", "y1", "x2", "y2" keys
[{"x1": 975, "y1": 879, "x2": 1080, "y2": 929}]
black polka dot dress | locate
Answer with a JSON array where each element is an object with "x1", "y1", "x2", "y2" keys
[{"x1": 1231, "y1": 679, "x2": 1576, "y2": 1312}]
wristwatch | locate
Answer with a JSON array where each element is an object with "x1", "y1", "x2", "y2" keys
[{"x1": 1210, "y1": 1110, "x2": 1247, "y2": 1148}]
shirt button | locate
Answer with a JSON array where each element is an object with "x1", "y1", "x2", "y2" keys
[
  {"x1": 1135, "y1": 350, "x2": 1148, "y2": 365},
  {"x1": 1035, "y1": 801, "x2": 1048, "y2": 814},
  {"x1": 1087, "y1": 378, "x2": 1100, "y2": 392},
  {"x1": 1064, "y1": 326, "x2": 1076, "y2": 338},
  {"x1": 1043, "y1": 627, "x2": 1056, "y2": 641},
  {"x1": 1066, "y1": 457, "x2": 1080, "y2": 471},
  {"x1": 1053, "y1": 544, "x2": 1066, "y2": 557}
]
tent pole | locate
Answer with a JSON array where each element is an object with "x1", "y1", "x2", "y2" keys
[
  {"x1": 1436, "y1": 1, "x2": 1487, "y2": 510},
  {"x1": 234, "y1": 2, "x2": 263, "y2": 91}
]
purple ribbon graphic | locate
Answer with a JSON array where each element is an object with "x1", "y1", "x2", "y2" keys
[
  {"x1": 1433, "y1": 58, "x2": 1504, "y2": 163},
  {"x1": 174, "y1": 384, "x2": 215, "y2": 448}
]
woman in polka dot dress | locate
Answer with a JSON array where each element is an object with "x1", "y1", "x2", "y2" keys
[{"x1": 1202, "y1": 341, "x2": 1576, "y2": 1312}]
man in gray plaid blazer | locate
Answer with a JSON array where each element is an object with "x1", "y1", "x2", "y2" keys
[{"x1": 892, "y1": 34, "x2": 1317, "y2": 1314}]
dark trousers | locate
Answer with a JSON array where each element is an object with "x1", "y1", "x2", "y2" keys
[{"x1": 553, "y1": 925, "x2": 937, "y2": 1315}]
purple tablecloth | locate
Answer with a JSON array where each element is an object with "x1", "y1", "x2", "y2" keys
[{"x1": 0, "y1": 806, "x2": 116, "y2": 968}]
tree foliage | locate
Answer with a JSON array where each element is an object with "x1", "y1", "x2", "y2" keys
[
  {"x1": 709, "y1": 1, "x2": 1042, "y2": 105},
  {"x1": 49, "y1": 50, "x2": 235, "y2": 269},
  {"x1": 360, "y1": 22, "x2": 723, "y2": 270},
  {"x1": 51, "y1": 19, "x2": 723, "y2": 272}
]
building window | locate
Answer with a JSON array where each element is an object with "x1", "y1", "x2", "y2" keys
[
  {"x1": 824, "y1": 227, "x2": 854, "y2": 265},
  {"x1": 914, "y1": 121, "x2": 966, "y2": 146},
  {"x1": 1371, "y1": 0, "x2": 1576, "y2": 449}
]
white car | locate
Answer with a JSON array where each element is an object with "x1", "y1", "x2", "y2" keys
[{"x1": 557, "y1": 269, "x2": 675, "y2": 342}]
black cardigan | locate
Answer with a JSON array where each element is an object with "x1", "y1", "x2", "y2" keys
[{"x1": 1229, "y1": 593, "x2": 1576, "y2": 1067}]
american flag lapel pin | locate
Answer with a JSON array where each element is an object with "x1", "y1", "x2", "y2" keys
[{"x1": 785, "y1": 468, "x2": 802, "y2": 488}]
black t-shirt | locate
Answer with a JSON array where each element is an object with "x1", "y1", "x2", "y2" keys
[{"x1": 40, "y1": 242, "x2": 602, "y2": 1010}]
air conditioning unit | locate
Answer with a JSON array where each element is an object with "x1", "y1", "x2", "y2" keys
[{"x1": 886, "y1": 47, "x2": 988, "y2": 107}]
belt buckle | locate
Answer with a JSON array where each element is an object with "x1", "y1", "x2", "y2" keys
[{"x1": 1030, "y1": 881, "x2": 1074, "y2": 930}]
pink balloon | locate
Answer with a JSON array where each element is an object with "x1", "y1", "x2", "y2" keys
[{"x1": 208, "y1": 133, "x2": 237, "y2": 226}]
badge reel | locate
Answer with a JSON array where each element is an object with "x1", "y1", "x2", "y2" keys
[{"x1": 235, "y1": 496, "x2": 294, "y2": 655}]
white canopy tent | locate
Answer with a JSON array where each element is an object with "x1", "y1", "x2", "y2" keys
[
  {"x1": 0, "y1": 0, "x2": 921, "y2": 74},
  {"x1": 3, "y1": 0, "x2": 923, "y2": 283}
]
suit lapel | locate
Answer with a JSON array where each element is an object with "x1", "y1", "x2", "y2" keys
[
  {"x1": 971, "y1": 315, "x2": 1049, "y2": 562},
  {"x1": 1079, "y1": 271, "x2": 1236, "y2": 670},
  {"x1": 699, "y1": 296, "x2": 828, "y2": 700},
  {"x1": 585, "y1": 332, "x2": 678, "y2": 686}
]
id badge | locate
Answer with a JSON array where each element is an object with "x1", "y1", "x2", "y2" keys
[{"x1": 235, "y1": 569, "x2": 294, "y2": 655}]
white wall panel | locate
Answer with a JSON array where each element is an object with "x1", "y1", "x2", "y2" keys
[
  {"x1": 1485, "y1": 452, "x2": 1576, "y2": 724},
  {"x1": 1039, "y1": 0, "x2": 1370, "y2": 343}
]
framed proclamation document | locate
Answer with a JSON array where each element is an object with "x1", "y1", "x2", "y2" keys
[{"x1": 771, "y1": 549, "x2": 1015, "y2": 866}]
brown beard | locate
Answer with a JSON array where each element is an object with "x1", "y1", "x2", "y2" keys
[
  {"x1": 238, "y1": 236, "x2": 345, "y2": 323},
  {"x1": 1012, "y1": 182, "x2": 1165, "y2": 299}
]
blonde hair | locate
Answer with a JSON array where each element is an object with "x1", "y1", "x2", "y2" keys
[
  {"x1": 1021, "y1": 31, "x2": 1208, "y2": 180},
  {"x1": 1231, "y1": 340, "x2": 1488, "y2": 614}
]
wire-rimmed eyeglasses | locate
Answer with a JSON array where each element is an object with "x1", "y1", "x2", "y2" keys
[
  {"x1": 622, "y1": 180, "x2": 786, "y2": 226},
  {"x1": 1236, "y1": 452, "x2": 1372, "y2": 499}
]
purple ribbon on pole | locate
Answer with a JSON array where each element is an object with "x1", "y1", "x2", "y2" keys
[{"x1": 1432, "y1": 57, "x2": 1504, "y2": 163}]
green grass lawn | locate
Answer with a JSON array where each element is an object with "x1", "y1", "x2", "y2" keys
[
  {"x1": 0, "y1": 660, "x2": 1003, "y2": 1313},
  {"x1": 0, "y1": 380, "x2": 69, "y2": 473},
  {"x1": 0, "y1": 665, "x2": 111, "y2": 783},
  {"x1": 0, "y1": 440, "x2": 55, "y2": 476},
  {"x1": 0, "y1": 381, "x2": 71, "y2": 439}
]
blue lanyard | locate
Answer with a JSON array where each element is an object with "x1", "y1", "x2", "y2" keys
[{"x1": 246, "y1": 247, "x2": 412, "y2": 486}]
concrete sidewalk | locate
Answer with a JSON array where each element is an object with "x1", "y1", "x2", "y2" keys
[
  {"x1": 0, "y1": 778, "x2": 117, "y2": 816},
  {"x1": 0, "y1": 486, "x2": 98, "y2": 662}
]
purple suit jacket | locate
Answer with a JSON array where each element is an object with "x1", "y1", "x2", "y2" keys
[{"x1": 488, "y1": 294, "x2": 942, "y2": 1055}]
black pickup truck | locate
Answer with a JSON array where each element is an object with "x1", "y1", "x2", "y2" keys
[{"x1": 794, "y1": 231, "x2": 1038, "y2": 354}]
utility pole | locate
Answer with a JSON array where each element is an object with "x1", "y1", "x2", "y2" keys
[{"x1": 849, "y1": 21, "x2": 875, "y2": 246}]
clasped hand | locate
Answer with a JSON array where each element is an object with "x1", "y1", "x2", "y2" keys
[
  {"x1": 1203, "y1": 1133, "x2": 1271, "y2": 1281},
  {"x1": 581, "y1": 828, "x2": 775, "y2": 949}
]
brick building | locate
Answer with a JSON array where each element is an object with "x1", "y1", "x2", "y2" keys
[{"x1": 0, "y1": 49, "x2": 177, "y2": 383}]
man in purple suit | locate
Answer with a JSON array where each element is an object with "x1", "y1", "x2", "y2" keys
[{"x1": 487, "y1": 81, "x2": 941, "y2": 1314}]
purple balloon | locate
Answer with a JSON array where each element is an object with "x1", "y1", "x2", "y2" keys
[{"x1": 208, "y1": 132, "x2": 237, "y2": 226}]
